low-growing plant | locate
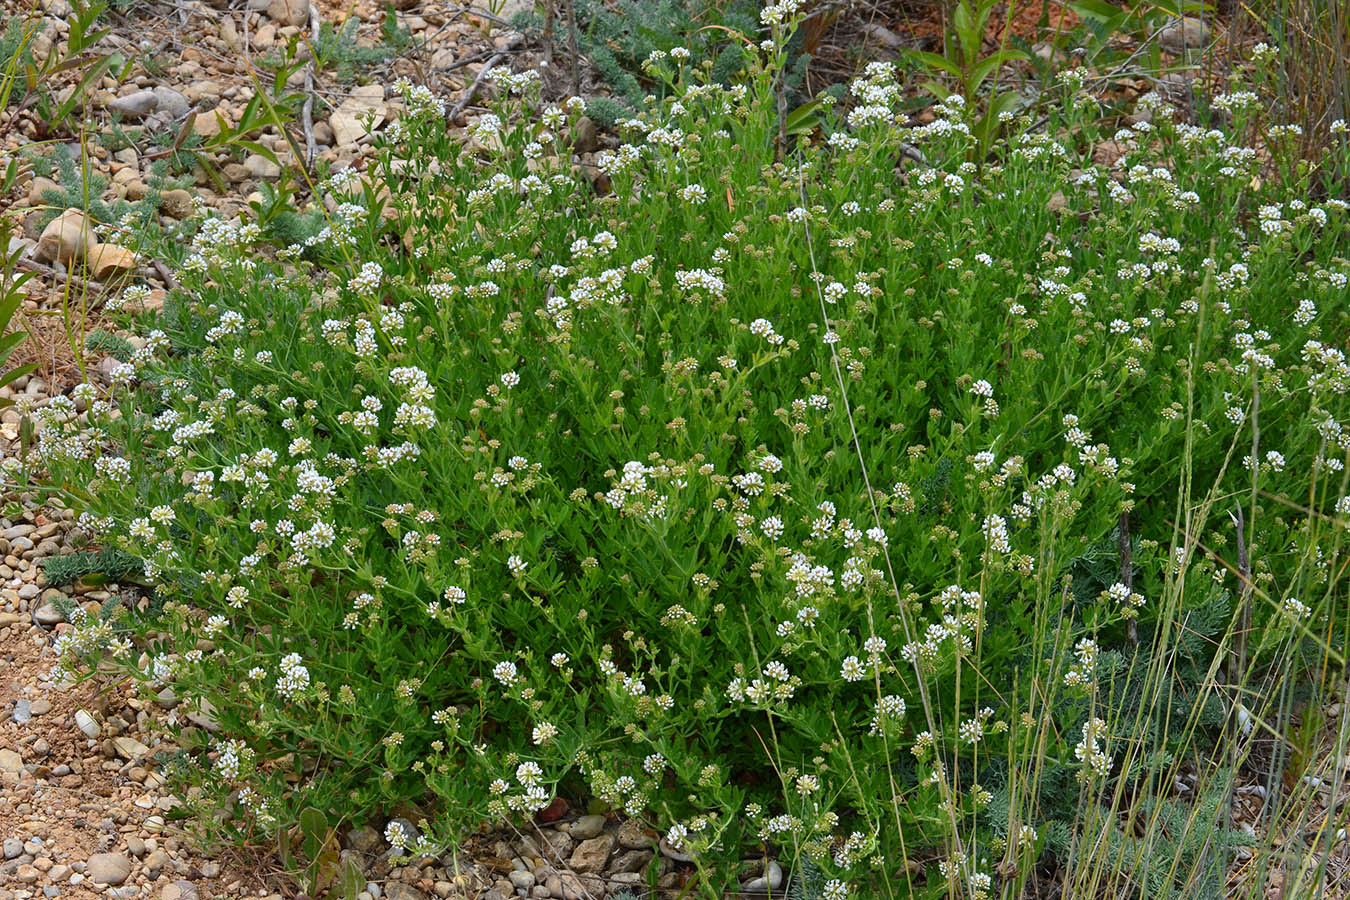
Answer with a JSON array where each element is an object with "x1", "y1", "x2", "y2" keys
[
  {"x1": 27, "y1": 6, "x2": 1350, "y2": 900},
  {"x1": 41, "y1": 546, "x2": 143, "y2": 586}
]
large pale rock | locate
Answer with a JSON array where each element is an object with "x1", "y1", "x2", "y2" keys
[
  {"x1": 87, "y1": 852, "x2": 132, "y2": 886},
  {"x1": 0, "y1": 748, "x2": 23, "y2": 773},
  {"x1": 27, "y1": 176, "x2": 60, "y2": 206},
  {"x1": 567, "y1": 814, "x2": 606, "y2": 840},
  {"x1": 568, "y1": 834, "x2": 614, "y2": 874},
  {"x1": 267, "y1": 0, "x2": 309, "y2": 26},
  {"x1": 159, "y1": 189, "x2": 196, "y2": 219},
  {"x1": 36, "y1": 208, "x2": 93, "y2": 264},
  {"x1": 113, "y1": 735, "x2": 151, "y2": 759},
  {"x1": 346, "y1": 825, "x2": 381, "y2": 853},
  {"x1": 192, "y1": 107, "x2": 225, "y2": 139},
  {"x1": 86, "y1": 243, "x2": 137, "y2": 280},
  {"x1": 329, "y1": 84, "x2": 388, "y2": 147},
  {"x1": 616, "y1": 818, "x2": 655, "y2": 850},
  {"x1": 152, "y1": 86, "x2": 191, "y2": 120},
  {"x1": 1159, "y1": 16, "x2": 1210, "y2": 54},
  {"x1": 108, "y1": 89, "x2": 158, "y2": 118},
  {"x1": 243, "y1": 153, "x2": 282, "y2": 179}
]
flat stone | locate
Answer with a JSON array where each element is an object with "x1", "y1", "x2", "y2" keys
[
  {"x1": 163, "y1": 881, "x2": 201, "y2": 900},
  {"x1": 566, "y1": 814, "x2": 605, "y2": 841},
  {"x1": 570, "y1": 116, "x2": 599, "y2": 154},
  {"x1": 567, "y1": 834, "x2": 613, "y2": 874},
  {"x1": 3, "y1": 837, "x2": 22, "y2": 859},
  {"x1": 33, "y1": 603, "x2": 64, "y2": 626},
  {"x1": 329, "y1": 85, "x2": 387, "y2": 146},
  {"x1": 113, "y1": 736, "x2": 150, "y2": 759},
  {"x1": 615, "y1": 818, "x2": 654, "y2": 850},
  {"x1": 152, "y1": 86, "x2": 191, "y2": 120},
  {"x1": 0, "y1": 748, "x2": 23, "y2": 773},
  {"x1": 29, "y1": 699, "x2": 52, "y2": 716},
  {"x1": 266, "y1": 0, "x2": 308, "y2": 26},
  {"x1": 609, "y1": 849, "x2": 652, "y2": 874},
  {"x1": 108, "y1": 89, "x2": 158, "y2": 118},
  {"x1": 192, "y1": 108, "x2": 225, "y2": 139},
  {"x1": 243, "y1": 153, "x2": 281, "y2": 179},
  {"x1": 87, "y1": 852, "x2": 132, "y2": 886},
  {"x1": 185, "y1": 698, "x2": 220, "y2": 732},
  {"x1": 384, "y1": 884, "x2": 426, "y2": 900},
  {"x1": 347, "y1": 826, "x2": 381, "y2": 853},
  {"x1": 860, "y1": 22, "x2": 907, "y2": 50},
  {"x1": 13, "y1": 699, "x2": 32, "y2": 723}
]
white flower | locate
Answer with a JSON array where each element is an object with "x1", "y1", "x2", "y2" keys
[{"x1": 493, "y1": 661, "x2": 519, "y2": 685}]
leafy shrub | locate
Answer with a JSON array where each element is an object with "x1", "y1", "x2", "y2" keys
[
  {"x1": 30, "y1": 10, "x2": 1350, "y2": 899},
  {"x1": 85, "y1": 329, "x2": 136, "y2": 362}
]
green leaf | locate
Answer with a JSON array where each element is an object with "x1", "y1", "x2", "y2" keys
[
  {"x1": 905, "y1": 49, "x2": 963, "y2": 78},
  {"x1": 299, "y1": 807, "x2": 328, "y2": 843},
  {"x1": 0, "y1": 362, "x2": 38, "y2": 390},
  {"x1": 920, "y1": 79, "x2": 952, "y2": 102},
  {"x1": 1070, "y1": 0, "x2": 1131, "y2": 24},
  {"x1": 783, "y1": 98, "x2": 823, "y2": 136},
  {"x1": 233, "y1": 140, "x2": 280, "y2": 165},
  {"x1": 0, "y1": 289, "x2": 27, "y2": 329},
  {"x1": 970, "y1": 49, "x2": 1031, "y2": 90},
  {"x1": 340, "y1": 857, "x2": 365, "y2": 900},
  {"x1": 277, "y1": 826, "x2": 294, "y2": 872},
  {"x1": 0, "y1": 331, "x2": 30, "y2": 364}
]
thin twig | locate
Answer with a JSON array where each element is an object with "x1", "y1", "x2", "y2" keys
[
  {"x1": 1225, "y1": 500, "x2": 1255, "y2": 847},
  {"x1": 774, "y1": 54, "x2": 787, "y2": 163},
  {"x1": 151, "y1": 258, "x2": 180, "y2": 293},
  {"x1": 301, "y1": 3, "x2": 320, "y2": 170},
  {"x1": 434, "y1": 47, "x2": 499, "y2": 74},
  {"x1": 17, "y1": 258, "x2": 106, "y2": 295},
  {"x1": 565, "y1": 0, "x2": 581, "y2": 98},
  {"x1": 543, "y1": 0, "x2": 554, "y2": 67},
  {"x1": 1119, "y1": 510, "x2": 1136, "y2": 645},
  {"x1": 443, "y1": 4, "x2": 511, "y2": 28},
  {"x1": 447, "y1": 34, "x2": 522, "y2": 121}
]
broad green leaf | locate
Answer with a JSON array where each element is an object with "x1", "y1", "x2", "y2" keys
[
  {"x1": 906, "y1": 49, "x2": 963, "y2": 78},
  {"x1": 1070, "y1": 0, "x2": 1131, "y2": 24}
]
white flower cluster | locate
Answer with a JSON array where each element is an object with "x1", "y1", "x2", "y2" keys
[{"x1": 275, "y1": 653, "x2": 310, "y2": 699}]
